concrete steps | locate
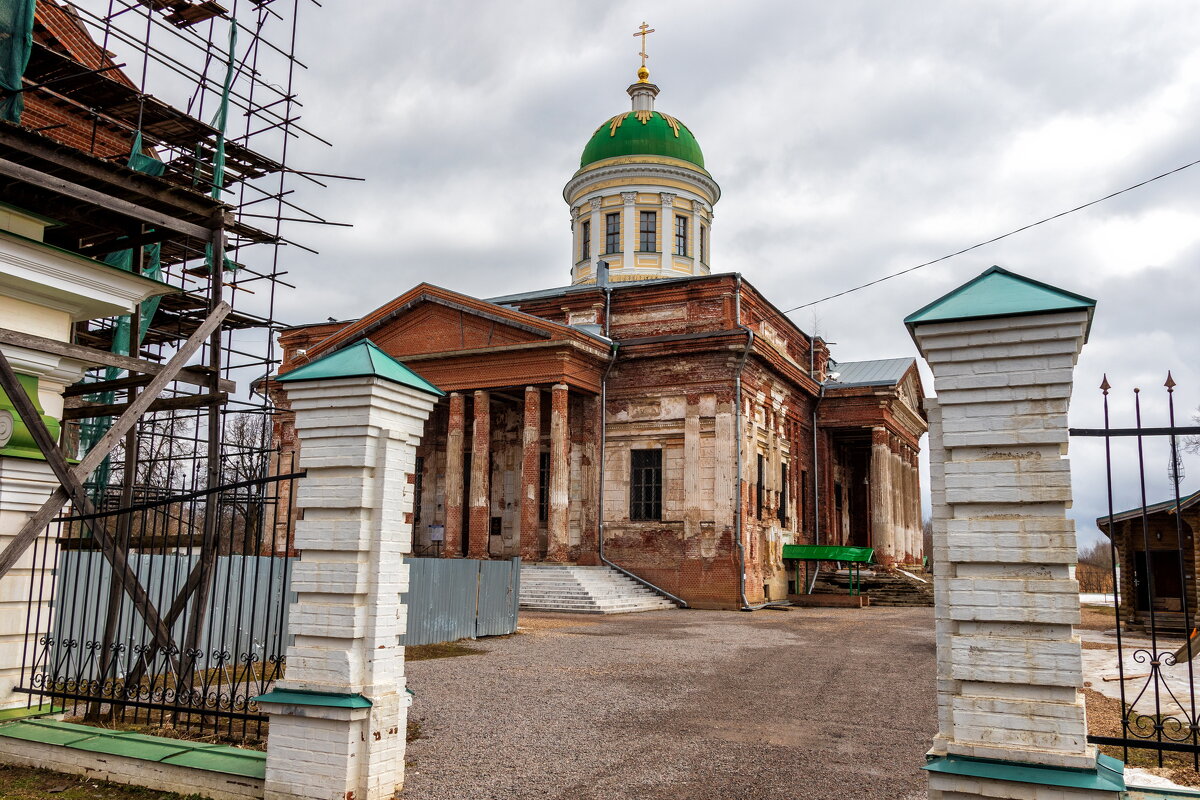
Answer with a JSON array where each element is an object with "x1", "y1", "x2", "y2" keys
[
  {"x1": 520, "y1": 564, "x2": 678, "y2": 614},
  {"x1": 810, "y1": 567, "x2": 934, "y2": 607}
]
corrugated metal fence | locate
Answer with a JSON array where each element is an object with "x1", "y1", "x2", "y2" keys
[{"x1": 401, "y1": 557, "x2": 521, "y2": 645}]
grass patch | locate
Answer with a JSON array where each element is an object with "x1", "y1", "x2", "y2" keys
[
  {"x1": 0, "y1": 763, "x2": 203, "y2": 799},
  {"x1": 1084, "y1": 687, "x2": 1200, "y2": 787},
  {"x1": 406, "y1": 641, "x2": 486, "y2": 661}
]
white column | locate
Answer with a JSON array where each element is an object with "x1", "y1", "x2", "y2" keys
[
  {"x1": 589, "y1": 197, "x2": 602, "y2": 272},
  {"x1": 0, "y1": 459, "x2": 56, "y2": 710},
  {"x1": 0, "y1": 352, "x2": 87, "y2": 711},
  {"x1": 622, "y1": 191, "x2": 637, "y2": 268},
  {"x1": 260, "y1": 375, "x2": 437, "y2": 800},
  {"x1": 660, "y1": 192, "x2": 676, "y2": 268},
  {"x1": 914, "y1": 303, "x2": 1115, "y2": 798},
  {"x1": 690, "y1": 200, "x2": 702, "y2": 272}
]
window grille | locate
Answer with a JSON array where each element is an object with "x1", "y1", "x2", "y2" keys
[
  {"x1": 777, "y1": 463, "x2": 788, "y2": 525},
  {"x1": 675, "y1": 215, "x2": 688, "y2": 256},
  {"x1": 630, "y1": 448, "x2": 662, "y2": 521}
]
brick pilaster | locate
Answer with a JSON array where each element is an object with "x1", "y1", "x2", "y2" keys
[
  {"x1": 519, "y1": 386, "x2": 541, "y2": 561},
  {"x1": 468, "y1": 390, "x2": 490, "y2": 559},
  {"x1": 444, "y1": 392, "x2": 465, "y2": 557},
  {"x1": 547, "y1": 383, "x2": 570, "y2": 562}
]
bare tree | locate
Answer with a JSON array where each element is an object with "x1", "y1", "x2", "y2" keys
[
  {"x1": 1077, "y1": 539, "x2": 1115, "y2": 593},
  {"x1": 217, "y1": 412, "x2": 272, "y2": 553}
]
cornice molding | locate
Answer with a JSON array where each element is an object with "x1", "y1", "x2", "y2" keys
[{"x1": 565, "y1": 162, "x2": 721, "y2": 206}]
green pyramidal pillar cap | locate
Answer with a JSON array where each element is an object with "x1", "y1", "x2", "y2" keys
[
  {"x1": 277, "y1": 339, "x2": 444, "y2": 397},
  {"x1": 905, "y1": 265, "x2": 1096, "y2": 349}
]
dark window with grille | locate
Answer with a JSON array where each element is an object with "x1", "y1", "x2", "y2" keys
[
  {"x1": 777, "y1": 463, "x2": 788, "y2": 525},
  {"x1": 639, "y1": 210, "x2": 656, "y2": 252},
  {"x1": 581, "y1": 220, "x2": 590, "y2": 260},
  {"x1": 801, "y1": 469, "x2": 808, "y2": 529},
  {"x1": 756, "y1": 453, "x2": 765, "y2": 517},
  {"x1": 539, "y1": 451, "x2": 550, "y2": 522},
  {"x1": 675, "y1": 214, "x2": 689, "y2": 256},
  {"x1": 629, "y1": 449, "x2": 662, "y2": 521},
  {"x1": 700, "y1": 224, "x2": 707, "y2": 262},
  {"x1": 605, "y1": 212, "x2": 621, "y2": 253},
  {"x1": 413, "y1": 456, "x2": 424, "y2": 528}
]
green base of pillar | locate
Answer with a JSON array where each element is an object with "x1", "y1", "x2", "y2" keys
[{"x1": 924, "y1": 752, "x2": 1126, "y2": 793}]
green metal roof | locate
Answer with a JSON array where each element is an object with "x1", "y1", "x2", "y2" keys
[
  {"x1": 580, "y1": 111, "x2": 705, "y2": 169},
  {"x1": 782, "y1": 544, "x2": 874, "y2": 563},
  {"x1": 253, "y1": 689, "x2": 373, "y2": 709},
  {"x1": 905, "y1": 266, "x2": 1096, "y2": 328},
  {"x1": 277, "y1": 339, "x2": 444, "y2": 397}
]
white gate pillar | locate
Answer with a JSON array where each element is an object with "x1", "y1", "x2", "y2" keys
[
  {"x1": 259, "y1": 340, "x2": 442, "y2": 800},
  {"x1": 907, "y1": 267, "x2": 1122, "y2": 798}
]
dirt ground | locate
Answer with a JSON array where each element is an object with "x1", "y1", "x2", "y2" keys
[{"x1": 403, "y1": 606, "x2": 936, "y2": 800}]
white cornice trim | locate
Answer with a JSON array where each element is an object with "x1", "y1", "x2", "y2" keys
[
  {"x1": 0, "y1": 230, "x2": 175, "y2": 321},
  {"x1": 564, "y1": 162, "x2": 721, "y2": 206}
]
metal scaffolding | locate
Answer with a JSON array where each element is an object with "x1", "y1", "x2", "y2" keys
[{"x1": 0, "y1": 0, "x2": 348, "y2": 742}]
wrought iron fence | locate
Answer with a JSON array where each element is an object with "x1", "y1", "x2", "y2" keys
[
  {"x1": 16, "y1": 466, "x2": 300, "y2": 744},
  {"x1": 1073, "y1": 373, "x2": 1200, "y2": 770}
]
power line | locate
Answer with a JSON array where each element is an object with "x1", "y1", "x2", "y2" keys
[{"x1": 782, "y1": 154, "x2": 1200, "y2": 314}]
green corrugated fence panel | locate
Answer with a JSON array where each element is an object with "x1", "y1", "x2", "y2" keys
[{"x1": 782, "y1": 544, "x2": 874, "y2": 563}]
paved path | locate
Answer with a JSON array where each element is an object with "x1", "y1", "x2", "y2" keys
[{"x1": 403, "y1": 606, "x2": 935, "y2": 800}]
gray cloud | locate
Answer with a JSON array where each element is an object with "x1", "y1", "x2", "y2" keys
[{"x1": 115, "y1": 0, "x2": 1200, "y2": 544}]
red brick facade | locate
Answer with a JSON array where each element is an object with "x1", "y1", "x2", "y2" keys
[{"x1": 273, "y1": 275, "x2": 927, "y2": 609}]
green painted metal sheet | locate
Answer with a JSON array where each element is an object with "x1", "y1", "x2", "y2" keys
[
  {"x1": 923, "y1": 753, "x2": 1125, "y2": 792},
  {"x1": 277, "y1": 339, "x2": 444, "y2": 397},
  {"x1": 69, "y1": 731, "x2": 191, "y2": 762},
  {"x1": 162, "y1": 747, "x2": 266, "y2": 779},
  {"x1": 0, "y1": 720, "x2": 96, "y2": 746},
  {"x1": 0, "y1": 719, "x2": 266, "y2": 779},
  {"x1": 904, "y1": 266, "x2": 1095, "y2": 327},
  {"x1": 782, "y1": 544, "x2": 874, "y2": 563},
  {"x1": 0, "y1": 703, "x2": 61, "y2": 721},
  {"x1": 580, "y1": 110, "x2": 706, "y2": 169},
  {"x1": 253, "y1": 689, "x2": 372, "y2": 708}
]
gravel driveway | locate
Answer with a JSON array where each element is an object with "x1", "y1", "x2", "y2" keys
[{"x1": 403, "y1": 606, "x2": 936, "y2": 800}]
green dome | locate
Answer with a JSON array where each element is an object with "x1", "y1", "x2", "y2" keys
[{"x1": 580, "y1": 111, "x2": 705, "y2": 169}]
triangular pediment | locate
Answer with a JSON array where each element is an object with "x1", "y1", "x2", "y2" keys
[
  {"x1": 306, "y1": 284, "x2": 579, "y2": 361},
  {"x1": 372, "y1": 299, "x2": 550, "y2": 357}
]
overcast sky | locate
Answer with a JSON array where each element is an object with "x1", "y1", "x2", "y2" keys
[{"x1": 115, "y1": 1, "x2": 1200, "y2": 547}]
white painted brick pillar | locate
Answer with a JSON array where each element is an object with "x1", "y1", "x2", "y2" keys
[
  {"x1": 259, "y1": 374, "x2": 437, "y2": 800},
  {"x1": 909, "y1": 268, "x2": 1120, "y2": 798}
]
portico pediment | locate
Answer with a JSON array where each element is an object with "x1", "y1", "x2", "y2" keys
[{"x1": 296, "y1": 284, "x2": 609, "y2": 394}]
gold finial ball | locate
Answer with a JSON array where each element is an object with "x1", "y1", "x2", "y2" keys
[{"x1": 637, "y1": 66, "x2": 650, "y2": 82}]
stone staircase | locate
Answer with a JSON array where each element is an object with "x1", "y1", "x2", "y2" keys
[
  {"x1": 519, "y1": 564, "x2": 679, "y2": 614},
  {"x1": 809, "y1": 567, "x2": 934, "y2": 607}
]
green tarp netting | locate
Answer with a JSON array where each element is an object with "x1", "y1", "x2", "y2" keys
[
  {"x1": 77, "y1": 133, "x2": 166, "y2": 488},
  {"x1": 0, "y1": 0, "x2": 36, "y2": 123}
]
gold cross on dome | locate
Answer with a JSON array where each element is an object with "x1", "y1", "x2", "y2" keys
[{"x1": 633, "y1": 21, "x2": 655, "y2": 69}]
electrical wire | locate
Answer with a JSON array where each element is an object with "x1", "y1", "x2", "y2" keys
[{"x1": 782, "y1": 154, "x2": 1200, "y2": 314}]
